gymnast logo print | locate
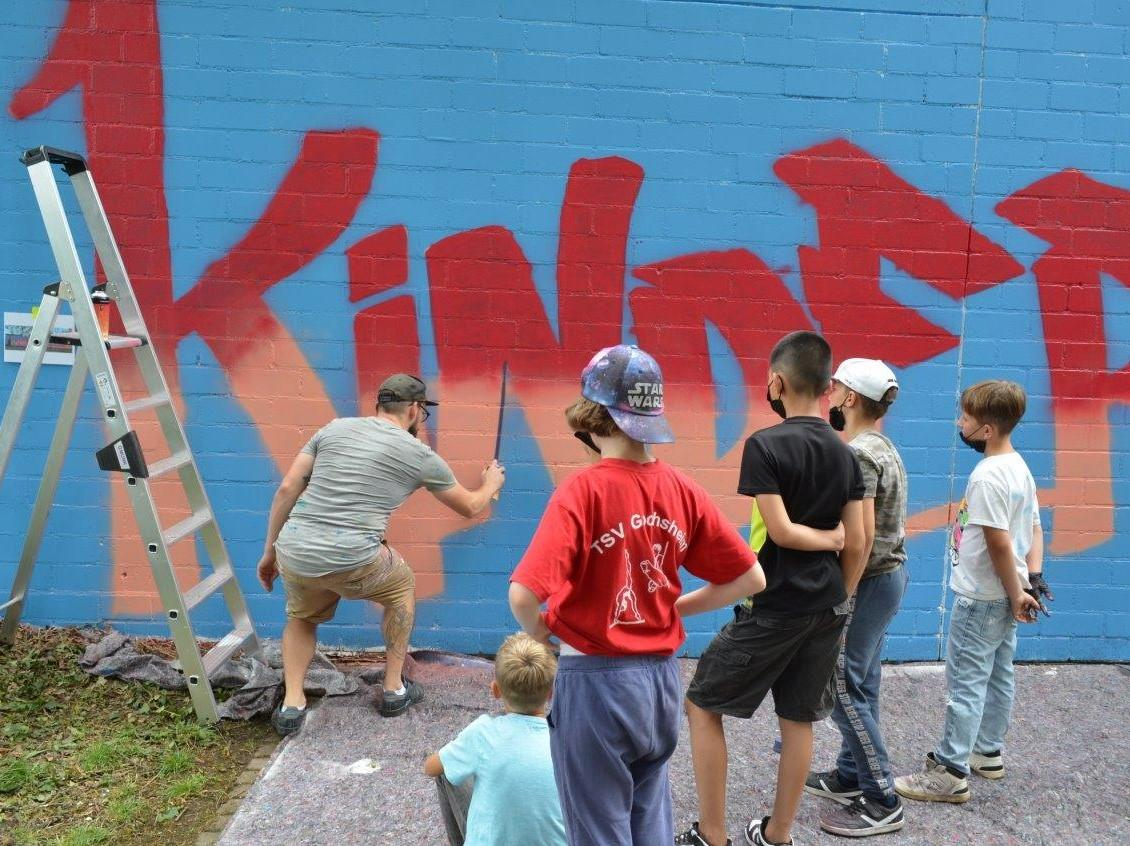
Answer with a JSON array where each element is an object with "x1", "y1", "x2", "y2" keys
[
  {"x1": 639, "y1": 542, "x2": 671, "y2": 593},
  {"x1": 611, "y1": 548, "x2": 645, "y2": 627}
]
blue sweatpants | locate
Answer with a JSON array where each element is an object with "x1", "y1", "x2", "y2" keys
[{"x1": 548, "y1": 654, "x2": 681, "y2": 846}]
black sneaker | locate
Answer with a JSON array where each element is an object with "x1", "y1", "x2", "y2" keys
[
  {"x1": 744, "y1": 817, "x2": 792, "y2": 846},
  {"x1": 270, "y1": 704, "x2": 307, "y2": 736},
  {"x1": 804, "y1": 769, "x2": 863, "y2": 806},
  {"x1": 820, "y1": 795, "x2": 906, "y2": 837},
  {"x1": 675, "y1": 822, "x2": 731, "y2": 846},
  {"x1": 378, "y1": 678, "x2": 424, "y2": 717}
]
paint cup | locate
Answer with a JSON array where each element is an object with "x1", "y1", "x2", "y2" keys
[{"x1": 91, "y1": 284, "x2": 111, "y2": 340}]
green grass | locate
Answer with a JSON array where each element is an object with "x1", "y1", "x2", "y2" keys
[{"x1": 0, "y1": 626, "x2": 275, "y2": 846}]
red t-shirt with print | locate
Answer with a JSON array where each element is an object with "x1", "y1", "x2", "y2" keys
[{"x1": 511, "y1": 458, "x2": 757, "y2": 657}]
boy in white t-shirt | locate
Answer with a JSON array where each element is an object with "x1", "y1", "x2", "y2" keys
[{"x1": 895, "y1": 380, "x2": 1050, "y2": 804}]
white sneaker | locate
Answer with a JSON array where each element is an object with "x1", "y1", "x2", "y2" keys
[
  {"x1": 969, "y1": 750, "x2": 1004, "y2": 780},
  {"x1": 894, "y1": 754, "x2": 970, "y2": 804}
]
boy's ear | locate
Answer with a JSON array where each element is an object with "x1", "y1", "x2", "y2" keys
[{"x1": 490, "y1": 679, "x2": 502, "y2": 700}]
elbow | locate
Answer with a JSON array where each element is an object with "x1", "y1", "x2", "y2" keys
[{"x1": 747, "y1": 564, "x2": 767, "y2": 596}]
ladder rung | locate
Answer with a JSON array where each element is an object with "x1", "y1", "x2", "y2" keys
[
  {"x1": 182, "y1": 569, "x2": 232, "y2": 611},
  {"x1": 124, "y1": 393, "x2": 170, "y2": 414},
  {"x1": 147, "y1": 451, "x2": 191, "y2": 480},
  {"x1": 201, "y1": 626, "x2": 254, "y2": 676},
  {"x1": 162, "y1": 511, "x2": 212, "y2": 547},
  {"x1": 49, "y1": 332, "x2": 146, "y2": 350},
  {"x1": 0, "y1": 594, "x2": 24, "y2": 612}
]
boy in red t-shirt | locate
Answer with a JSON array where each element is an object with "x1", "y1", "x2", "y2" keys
[{"x1": 510, "y1": 344, "x2": 766, "y2": 846}]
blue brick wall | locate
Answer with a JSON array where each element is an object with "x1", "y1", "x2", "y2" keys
[{"x1": 0, "y1": 0, "x2": 1127, "y2": 660}]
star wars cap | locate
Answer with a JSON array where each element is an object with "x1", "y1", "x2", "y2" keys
[
  {"x1": 581, "y1": 345, "x2": 675, "y2": 444},
  {"x1": 832, "y1": 358, "x2": 899, "y2": 403},
  {"x1": 377, "y1": 373, "x2": 438, "y2": 406}
]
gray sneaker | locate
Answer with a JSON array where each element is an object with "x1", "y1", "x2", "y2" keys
[
  {"x1": 969, "y1": 750, "x2": 1004, "y2": 780},
  {"x1": 804, "y1": 769, "x2": 863, "y2": 806},
  {"x1": 379, "y1": 678, "x2": 424, "y2": 717},
  {"x1": 894, "y1": 754, "x2": 970, "y2": 804},
  {"x1": 270, "y1": 704, "x2": 307, "y2": 737},
  {"x1": 820, "y1": 796, "x2": 905, "y2": 838}
]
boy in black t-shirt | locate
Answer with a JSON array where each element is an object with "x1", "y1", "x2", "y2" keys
[{"x1": 677, "y1": 332, "x2": 867, "y2": 846}]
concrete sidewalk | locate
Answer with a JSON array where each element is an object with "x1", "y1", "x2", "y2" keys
[{"x1": 219, "y1": 660, "x2": 1130, "y2": 846}]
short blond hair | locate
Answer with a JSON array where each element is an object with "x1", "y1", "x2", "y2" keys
[
  {"x1": 495, "y1": 633, "x2": 556, "y2": 714},
  {"x1": 961, "y1": 380, "x2": 1026, "y2": 435}
]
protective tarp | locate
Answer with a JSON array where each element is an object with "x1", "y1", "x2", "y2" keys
[{"x1": 79, "y1": 630, "x2": 361, "y2": 720}]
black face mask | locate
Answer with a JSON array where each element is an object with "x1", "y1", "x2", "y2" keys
[
  {"x1": 960, "y1": 429, "x2": 987, "y2": 454},
  {"x1": 829, "y1": 405, "x2": 846, "y2": 432},
  {"x1": 574, "y1": 431, "x2": 600, "y2": 454},
  {"x1": 765, "y1": 383, "x2": 786, "y2": 420}
]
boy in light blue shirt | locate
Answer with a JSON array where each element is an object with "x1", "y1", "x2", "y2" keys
[{"x1": 424, "y1": 633, "x2": 566, "y2": 846}]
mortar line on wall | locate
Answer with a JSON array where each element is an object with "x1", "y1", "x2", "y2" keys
[{"x1": 934, "y1": 0, "x2": 991, "y2": 660}]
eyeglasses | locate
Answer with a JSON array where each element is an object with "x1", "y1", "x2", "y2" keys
[{"x1": 417, "y1": 403, "x2": 431, "y2": 422}]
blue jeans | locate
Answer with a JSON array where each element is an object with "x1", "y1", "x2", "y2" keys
[
  {"x1": 831, "y1": 566, "x2": 909, "y2": 802},
  {"x1": 548, "y1": 655, "x2": 681, "y2": 846},
  {"x1": 935, "y1": 595, "x2": 1018, "y2": 775}
]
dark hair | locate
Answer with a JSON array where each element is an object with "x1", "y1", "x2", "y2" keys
[
  {"x1": 857, "y1": 387, "x2": 898, "y2": 421},
  {"x1": 376, "y1": 399, "x2": 413, "y2": 415},
  {"x1": 564, "y1": 398, "x2": 620, "y2": 437},
  {"x1": 961, "y1": 380, "x2": 1026, "y2": 435},
  {"x1": 770, "y1": 331, "x2": 832, "y2": 398}
]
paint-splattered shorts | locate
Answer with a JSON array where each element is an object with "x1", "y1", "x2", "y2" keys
[{"x1": 279, "y1": 543, "x2": 414, "y2": 624}]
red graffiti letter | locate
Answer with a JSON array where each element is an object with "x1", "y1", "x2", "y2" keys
[
  {"x1": 775, "y1": 139, "x2": 1023, "y2": 367},
  {"x1": 997, "y1": 169, "x2": 1130, "y2": 553}
]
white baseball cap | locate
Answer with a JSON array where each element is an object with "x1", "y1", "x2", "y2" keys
[{"x1": 832, "y1": 358, "x2": 899, "y2": 403}]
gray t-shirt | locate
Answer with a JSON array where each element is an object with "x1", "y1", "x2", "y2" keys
[
  {"x1": 850, "y1": 429, "x2": 907, "y2": 578},
  {"x1": 274, "y1": 417, "x2": 457, "y2": 576}
]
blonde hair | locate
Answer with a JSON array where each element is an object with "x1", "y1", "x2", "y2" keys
[
  {"x1": 961, "y1": 380, "x2": 1026, "y2": 435},
  {"x1": 564, "y1": 398, "x2": 620, "y2": 437},
  {"x1": 495, "y1": 633, "x2": 556, "y2": 714}
]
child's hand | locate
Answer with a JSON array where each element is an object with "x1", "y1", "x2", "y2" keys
[
  {"x1": 830, "y1": 522, "x2": 845, "y2": 552},
  {"x1": 1029, "y1": 573, "x2": 1054, "y2": 604},
  {"x1": 1011, "y1": 591, "x2": 1042, "y2": 623}
]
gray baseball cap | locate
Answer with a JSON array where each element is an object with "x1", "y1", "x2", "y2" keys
[{"x1": 377, "y1": 373, "x2": 438, "y2": 406}]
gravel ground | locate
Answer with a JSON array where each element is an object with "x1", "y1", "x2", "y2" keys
[{"x1": 220, "y1": 659, "x2": 1130, "y2": 846}]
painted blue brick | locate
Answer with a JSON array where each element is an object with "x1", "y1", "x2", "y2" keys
[
  {"x1": 982, "y1": 78, "x2": 1049, "y2": 109},
  {"x1": 925, "y1": 76, "x2": 981, "y2": 105},
  {"x1": 861, "y1": 12, "x2": 927, "y2": 43},
  {"x1": 523, "y1": 22, "x2": 599, "y2": 53},
  {"x1": 711, "y1": 64, "x2": 785, "y2": 95},
  {"x1": 498, "y1": 52, "x2": 567, "y2": 83},
  {"x1": 784, "y1": 67, "x2": 856, "y2": 99},
  {"x1": 574, "y1": 0, "x2": 646, "y2": 27},
  {"x1": 1050, "y1": 82, "x2": 1119, "y2": 114},
  {"x1": 856, "y1": 71, "x2": 927, "y2": 103},
  {"x1": 1053, "y1": 23, "x2": 1124, "y2": 55},
  {"x1": 1018, "y1": 51, "x2": 1087, "y2": 82},
  {"x1": 987, "y1": 20, "x2": 1057, "y2": 51},
  {"x1": 815, "y1": 40, "x2": 886, "y2": 70},
  {"x1": 1093, "y1": 0, "x2": 1130, "y2": 25},
  {"x1": 1023, "y1": 0, "x2": 1094, "y2": 23},
  {"x1": 887, "y1": 43, "x2": 956, "y2": 75},
  {"x1": 745, "y1": 35, "x2": 818, "y2": 67},
  {"x1": 983, "y1": 49, "x2": 1019, "y2": 78},
  {"x1": 926, "y1": 16, "x2": 984, "y2": 45},
  {"x1": 1086, "y1": 55, "x2": 1130, "y2": 85},
  {"x1": 715, "y1": 4, "x2": 791, "y2": 37},
  {"x1": 791, "y1": 8, "x2": 863, "y2": 40},
  {"x1": 598, "y1": 25, "x2": 674, "y2": 58}
]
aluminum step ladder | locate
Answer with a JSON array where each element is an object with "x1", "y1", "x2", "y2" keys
[{"x1": 0, "y1": 146, "x2": 260, "y2": 723}]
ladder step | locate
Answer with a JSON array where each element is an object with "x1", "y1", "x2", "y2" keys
[
  {"x1": 147, "y1": 451, "x2": 191, "y2": 480},
  {"x1": 49, "y1": 332, "x2": 146, "y2": 350},
  {"x1": 201, "y1": 626, "x2": 254, "y2": 676},
  {"x1": 124, "y1": 393, "x2": 170, "y2": 414},
  {"x1": 0, "y1": 594, "x2": 24, "y2": 612},
  {"x1": 162, "y1": 510, "x2": 212, "y2": 547},
  {"x1": 182, "y1": 569, "x2": 233, "y2": 611}
]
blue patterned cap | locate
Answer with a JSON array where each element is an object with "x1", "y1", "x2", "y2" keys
[{"x1": 580, "y1": 345, "x2": 675, "y2": 444}]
